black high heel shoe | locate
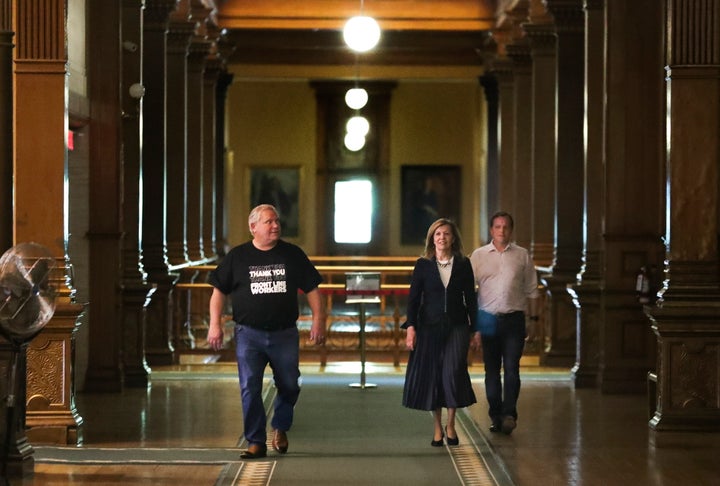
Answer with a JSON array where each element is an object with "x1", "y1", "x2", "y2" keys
[
  {"x1": 431, "y1": 432, "x2": 444, "y2": 447},
  {"x1": 445, "y1": 426, "x2": 459, "y2": 446}
]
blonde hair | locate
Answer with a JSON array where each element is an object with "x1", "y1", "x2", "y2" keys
[
  {"x1": 423, "y1": 218, "x2": 464, "y2": 259},
  {"x1": 248, "y1": 204, "x2": 279, "y2": 233}
]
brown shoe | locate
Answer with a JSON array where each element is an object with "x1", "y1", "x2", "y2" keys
[
  {"x1": 240, "y1": 443, "x2": 267, "y2": 459},
  {"x1": 272, "y1": 429, "x2": 289, "y2": 454}
]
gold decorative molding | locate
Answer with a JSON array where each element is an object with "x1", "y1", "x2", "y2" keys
[{"x1": 26, "y1": 339, "x2": 65, "y2": 407}]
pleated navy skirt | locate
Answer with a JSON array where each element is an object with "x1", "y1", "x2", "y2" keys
[{"x1": 402, "y1": 323, "x2": 476, "y2": 411}]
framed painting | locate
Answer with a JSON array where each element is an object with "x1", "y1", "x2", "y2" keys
[
  {"x1": 249, "y1": 166, "x2": 300, "y2": 238},
  {"x1": 401, "y1": 165, "x2": 461, "y2": 245}
]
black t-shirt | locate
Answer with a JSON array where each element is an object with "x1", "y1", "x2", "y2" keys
[{"x1": 208, "y1": 240, "x2": 322, "y2": 331}]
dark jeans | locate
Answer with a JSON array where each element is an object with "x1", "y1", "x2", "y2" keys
[
  {"x1": 234, "y1": 324, "x2": 301, "y2": 446},
  {"x1": 481, "y1": 311, "x2": 526, "y2": 422}
]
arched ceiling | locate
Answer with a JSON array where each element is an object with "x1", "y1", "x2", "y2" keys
[{"x1": 213, "y1": 0, "x2": 499, "y2": 67}]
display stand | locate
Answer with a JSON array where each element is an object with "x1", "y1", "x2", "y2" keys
[{"x1": 345, "y1": 272, "x2": 381, "y2": 389}]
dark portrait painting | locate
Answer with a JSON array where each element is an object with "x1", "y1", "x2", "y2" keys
[
  {"x1": 250, "y1": 167, "x2": 300, "y2": 237},
  {"x1": 401, "y1": 165, "x2": 461, "y2": 245}
]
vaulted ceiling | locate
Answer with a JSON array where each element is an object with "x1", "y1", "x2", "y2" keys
[{"x1": 214, "y1": 0, "x2": 499, "y2": 68}]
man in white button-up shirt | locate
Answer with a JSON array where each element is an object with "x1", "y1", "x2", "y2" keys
[{"x1": 471, "y1": 211, "x2": 540, "y2": 435}]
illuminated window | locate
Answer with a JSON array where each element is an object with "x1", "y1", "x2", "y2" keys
[{"x1": 334, "y1": 180, "x2": 372, "y2": 243}]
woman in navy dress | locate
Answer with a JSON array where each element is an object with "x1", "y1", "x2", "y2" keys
[{"x1": 402, "y1": 218, "x2": 479, "y2": 446}]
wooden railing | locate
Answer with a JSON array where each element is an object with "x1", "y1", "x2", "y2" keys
[
  {"x1": 170, "y1": 259, "x2": 416, "y2": 366},
  {"x1": 168, "y1": 257, "x2": 547, "y2": 367}
]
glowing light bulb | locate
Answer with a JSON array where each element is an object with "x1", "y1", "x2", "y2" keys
[
  {"x1": 346, "y1": 116, "x2": 370, "y2": 136},
  {"x1": 343, "y1": 16, "x2": 381, "y2": 52},
  {"x1": 345, "y1": 88, "x2": 368, "y2": 109},
  {"x1": 344, "y1": 132, "x2": 366, "y2": 151}
]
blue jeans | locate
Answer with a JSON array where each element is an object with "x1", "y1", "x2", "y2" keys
[
  {"x1": 481, "y1": 311, "x2": 526, "y2": 422},
  {"x1": 234, "y1": 324, "x2": 301, "y2": 446}
]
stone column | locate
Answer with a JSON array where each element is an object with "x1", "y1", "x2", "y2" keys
[
  {"x1": 202, "y1": 55, "x2": 220, "y2": 261},
  {"x1": 506, "y1": 42, "x2": 533, "y2": 251},
  {"x1": 524, "y1": 17, "x2": 556, "y2": 268},
  {"x1": 14, "y1": 0, "x2": 84, "y2": 449},
  {"x1": 524, "y1": 5, "x2": 557, "y2": 356},
  {"x1": 568, "y1": 0, "x2": 605, "y2": 388},
  {"x1": 480, "y1": 74, "x2": 499, "y2": 222},
  {"x1": 166, "y1": 2, "x2": 194, "y2": 268},
  {"x1": 541, "y1": 0, "x2": 585, "y2": 367},
  {"x1": 82, "y1": 0, "x2": 125, "y2": 393},
  {"x1": 185, "y1": 2, "x2": 212, "y2": 264},
  {"x1": 594, "y1": 0, "x2": 665, "y2": 394},
  {"x1": 646, "y1": 0, "x2": 720, "y2": 431},
  {"x1": 166, "y1": 1, "x2": 198, "y2": 353},
  {"x1": 214, "y1": 70, "x2": 233, "y2": 256},
  {"x1": 119, "y1": 0, "x2": 156, "y2": 388},
  {"x1": 0, "y1": 0, "x2": 11, "y2": 250},
  {"x1": 142, "y1": 0, "x2": 179, "y2": 366},
  {"x1": 493, "y1": 62, "x2": 516, "y2": 218},
  {"x1": 0, "y1": 4, "x2": 24, "y2": 472}
]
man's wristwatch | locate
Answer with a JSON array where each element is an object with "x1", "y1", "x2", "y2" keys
[{"x1": 528, "y1": 315, "x2": 539, "y2": 321}]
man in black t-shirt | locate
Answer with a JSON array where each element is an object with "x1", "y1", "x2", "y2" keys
[{"x1": 208, "y1": 204, "x2": 326, "y2": 459}]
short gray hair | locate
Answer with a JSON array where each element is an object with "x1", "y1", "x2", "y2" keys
[{"x1": 248, "y1": 204, "x2": 279, "y2": 233}]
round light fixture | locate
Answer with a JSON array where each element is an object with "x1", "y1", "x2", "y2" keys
[
  {"x1": 344, "y1": 132, "x2": 366, "y2": 151},
  {"x1": 345, "y1": 88, "x2": 368, "y2": 109},
  {"x1": 346, "y1": 116, "x2": 370, "y2": 136},
  {"x1": 343, "y1": 16, "x2": 381, "y2": 52}
]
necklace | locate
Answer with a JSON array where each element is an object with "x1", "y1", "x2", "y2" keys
[{"x1": 436, "y1": 257, "x2": 453, "y2": 268}]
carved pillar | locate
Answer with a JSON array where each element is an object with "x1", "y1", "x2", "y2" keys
[
  {"x1": 592, "y1": 0, "x2": 664, "y2": 394},
  {"x1": 120, "y1": 0, "x2": 156, "y2": 388},
  {"x1": 524, "y1": 17, "x2": 556, "y2": 268},
  {"x1": 0, "y1": 14, "x2": 22, "y2": 463},
  {"x1": 506, "y1": 42, "x2": 533, "y2": 251},
  {"x1": 493, "y1": 62, "x2": 516, "y2": 218},
  {"x1": 142, "y1": 0, "x2": 179, "y2": 366},
  {"x1": 202, "y1": 57, "x2": 219, "y2": 261},
  {"x1": 166, "y1": 2, "x2": 194, "y2": 268},
  {"x1": 14, "y1": 0, "x2": 84, "y2": 450},
  {"x1": 202, "y1": 22, "x2": 228, "y2": 261},
  {"x1": 215, "y1": 70, "x2": 233, "y2": 256},
  {"x1": 82, "y1": 0, "x2": 125, "y2": 393},
  {"x1": 185, "y1": 1, "x2": 212, "y2": 264},
  {"x1": 646, "y1": 0, "x2": 720, "y2": 431},
  {"x1": 525, "y1": 6, "x2": 557, "y2": 356},
  {"x1": 541, "y1": 0, "x2": 585, "y2": 367},
  {"x1": 480, "y1": 74, "x2": 499, "y2": 221},
  {"x1": 0, "y1": 0, "x2": 11, "y2": 250},
  {"x1": 568, "y1": 0, "x2": 605, "y2": 388}
]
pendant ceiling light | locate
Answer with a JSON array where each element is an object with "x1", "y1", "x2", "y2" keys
[
  {"x1": 344, "y1": 132, "x2": 366, "y2": 151},
  {"x1": 345, "y1": 87, "x2": 368, "y2": 110},
  {"x1": 343, "y1": 15, "x2": 381, "y2": 53},
  {"x1": 346, "y1": 116, "x2": 370, "y2": 137}
]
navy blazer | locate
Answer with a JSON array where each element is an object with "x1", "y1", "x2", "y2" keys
[{"x1": 404, "y1": 256, "x2": 477, "y2": 330}]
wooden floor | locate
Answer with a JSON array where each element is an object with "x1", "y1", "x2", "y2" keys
[{"x1": 7, "y1": 360, "x2": 720, "y2": 485}]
